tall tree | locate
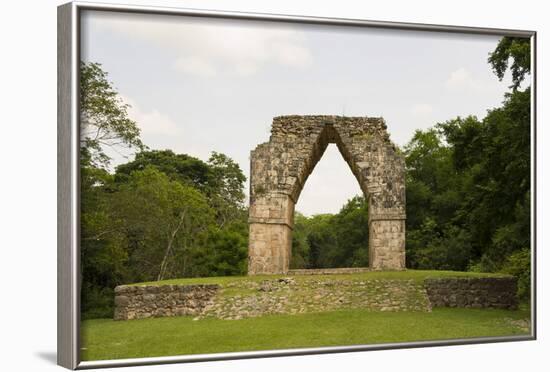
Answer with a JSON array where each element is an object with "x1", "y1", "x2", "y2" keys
[
  {"x1": 111, "y1": 166, "x2": 215, "y2": 281},
  {"x1": 114, "y1": 150, "x2": 211, "y2": 191},
  {"x1": 207, "y1": 152, "x2": 247, "y2": 227},
  {"x1": 80, "y1": 61, "x2": 146, "y2": 318},
  {"x1": 114, "y1": 149, "x2": 247, "y2": 228},
  {"x1": 80, "y1": 62, "x2": 145, "y2": 167},
  {"x1": 488, "y1": 37, "x2": 531, "y2": 90}
]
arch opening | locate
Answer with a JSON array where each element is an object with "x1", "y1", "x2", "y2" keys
[{"x1": 292, "y1": 142, "x2": 366, "y2": 270}]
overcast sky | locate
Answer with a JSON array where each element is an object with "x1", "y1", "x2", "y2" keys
[{"x1": 81, "y1": 10, "x2": 514, "y2": 216}]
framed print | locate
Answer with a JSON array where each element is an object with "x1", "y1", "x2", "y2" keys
[{"x1": 57, "y1": 1, "x2": 536, "y2": 369}]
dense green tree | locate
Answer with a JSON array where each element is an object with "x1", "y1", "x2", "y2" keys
[
  {"x1": 403, "y1": 36, "x2": 531, "y2": 282},
  {"x1": 404, "y1": 129, "x2": 460, "y2": 229},
  {"x1": 201, "y1": 227, "x2": 248, "y2": 276},
  {"x1": 207, "y1": 152, "x2": 247, "y2": 227},
  {"x1": 404, "y1": 87, "x2": 530, "y2": 272},
  {"x1": 293, "y1": 213, "x2": 336, "y2": 269},
  {"x1": 307, "y1": 232, "x2": 325, "y2": 269},
  {"x1": 80, "y1": 162, "x2": 127, "y2": 319},
  {"x1": 111, "y1": 166, "x2": 215, "y2": 281},
  {"x1": 437, "y1": 89, "x2": 530, "y2": 266},
  {"x1": 407, "y1": 219, "x2": 473, "y2": 271},
  {"x1": 291, "y1": 197, "x2": 369, "y2": 269},
  {"x1": 79, "y1": 62, "x2": 250, "y2": 318},
  {"x1": 79, "y1": 61, "x2": 146, "y2": 317},
  {"x1": 114, "y1": 150, "x2": 211, "y2": 190},
  {"x1": 114, "y1": 149, "x2": 247, "y2": 227},
  {"x1": 488, "y1": 37, "x2": 530, "y2": 90},
  {"x1": 329, "y1": 196, "x2": 370, "y2": 267},
  {"x1": 499, "y1": 247, "x2": 531, "y2": 301},
  {"x1": 290, "y1": 212, "x2": 311, "y2": 269}
]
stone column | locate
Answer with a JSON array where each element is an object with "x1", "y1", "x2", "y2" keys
[
  {"x1": 368, "y1": 211, "x2": 406, "y2": 270},
  {"x1": 248, "y1": 193, "x2": 295, "y2": 274}
]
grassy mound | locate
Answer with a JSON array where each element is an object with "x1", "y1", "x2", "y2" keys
[{"x1": 127, "y1": 269, "x2": 508, "y2": 287}]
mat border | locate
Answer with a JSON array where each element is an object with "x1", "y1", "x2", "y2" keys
[{"x1": 57, "y1": 1, "x2": 537, "y2": 369}]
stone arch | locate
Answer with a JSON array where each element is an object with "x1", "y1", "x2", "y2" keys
[{"x1": 248, "y1": 115, "x2": 406, "y2": 274}]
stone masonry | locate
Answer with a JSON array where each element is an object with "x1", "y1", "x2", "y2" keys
[
  {"x1": 248, "y1": 115, "x2": 406, "y2": 274},
  {"x1": 425, "y1": 277, "x2": 518, "y2": 309},
  {"x1": 287, "y1": 267, "x2": 372, "y2": 275},
  {"x1": 113, "y1": 284, "x2": 219, "y2": 320},
  {"x1": 113, "y1": 276, "x2": 519, "y2": 321}
]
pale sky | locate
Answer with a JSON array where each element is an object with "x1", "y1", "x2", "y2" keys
[{"x1": 81, "y1": 10, "x2": 515, "y2": 216}]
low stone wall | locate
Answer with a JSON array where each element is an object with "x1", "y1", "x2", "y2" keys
[
  {"x1": 113, "y1": 276, "x2": 519, "y2": 321},
  {"x1": 287, "y1": 267, "x2": 371, "y2": 275},
  {"x1": 425, "y1": 277, "x2": 518, "y2": 310},
  {"x1": 114, "y1": 278, "x2": 431, "y2": 321},
  {"x1": 203, "y1": 278, "x2": 432, "y2": 319},
  {"x1": 114, "y1": 284, "x2": 219, "y2": 320}
]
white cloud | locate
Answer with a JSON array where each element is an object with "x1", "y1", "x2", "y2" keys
[
  {"x1": 90, "y1": 12, "x2": 313, "y2": 77},
  {"x1": 174, "y1": 56, "x2": 217, "y2": 77},
  {"x1": 121, "y1": 95, "x2": 181, "y2": 136},
  {"x1": 411, "y1": 103, "x2": 434, "y2": 116},
  {"x1": 446, "y1": 67, "x2": 484, "y2": 91}
]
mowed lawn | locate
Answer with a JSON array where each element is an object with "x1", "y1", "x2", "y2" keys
[{"x1": 81, "y1": 307, "x2": 530, "y2": 361}]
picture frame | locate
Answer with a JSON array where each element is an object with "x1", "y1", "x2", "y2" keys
[{"x1": 57, "y1": 1, "x2": 537, "y2": 369}]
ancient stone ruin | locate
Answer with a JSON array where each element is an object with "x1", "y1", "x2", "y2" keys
[
  {"x1": 113, "y1": 276, "x2": 518, "y2": 320},
  {"x1": 248, "y1": 115, "x2": 406, "y2": 275}
]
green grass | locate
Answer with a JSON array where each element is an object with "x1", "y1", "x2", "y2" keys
[
  {"x1": 128, "y1": 269, "x2": 509, "y2": 287},
  {"x1": 81, "y1": 307, "x2": 530, "y2": 361}
]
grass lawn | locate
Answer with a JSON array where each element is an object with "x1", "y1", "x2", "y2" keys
[
  {"x1": 127, "y1": 269, "x2": 509, "y2": 287},
  {"x1": 81, "y1": 307, "x2": 530, "y2": 361}
]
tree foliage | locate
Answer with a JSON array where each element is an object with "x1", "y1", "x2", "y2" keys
[
  {"x1": 82, "y1": 154, "x2": 248, "y2": 318},
  {"x1": 115, "y1": 150, "x2": 212, "y2": 190},
  {"x1": 207, "y1": 152, "x2": 247, "y2": 227},
  {"x1": 488, "y1": 37, "x2": 530, "y2": 90},
  {"x1": 80, "y1": 63, "x2": 248, "y2": 318},
  {"x1": 404, "y1": 86, "x2": 530, "y2": 276},
  {"x1": 111, "y1": 167, "x2": 215, "y2": 281},
  {"x1": 290, "y1": 38, "x2": 531, "y2": 303},
  {"x1": 290, "y1": 196, "x2": 369, "y2": 269},
  {"x1": 80, "y1": 62, "x2": 145, "y2": 167}
]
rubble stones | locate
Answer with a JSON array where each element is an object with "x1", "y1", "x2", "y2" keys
[
  {"x1": 113, "y1": 284, "x2": 219, "y2": 320},
  {"x1": 201, "y1": 278, "x2": 432, "y2": 320}
]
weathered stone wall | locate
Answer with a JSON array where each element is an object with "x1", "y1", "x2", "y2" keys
[
  {"x1": 425, "y1": 277, "x2": 518, "y2": 309},
  {"x1": 287, "y1": 267, "x2": 371, "y2": 275},
  {"x1": 203, "y1": 278, "x2": 431, "y2": 320},
  {"x1": 114, "y1": 279, "x2": 431, "y2": 321},
  {"x1": 113, "y1": 276, "x2": 519, "y2": 321},
  {"x1": 114, "y1": 284, "x2": 219, "y2": 320},
  {"x1": 249, "y1": 115, "x2": 406, "y2": 274}
]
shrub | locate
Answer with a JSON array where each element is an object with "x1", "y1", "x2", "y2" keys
[{"x1": 499, "y1": 248, "x2": 531, "y2": 302}]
